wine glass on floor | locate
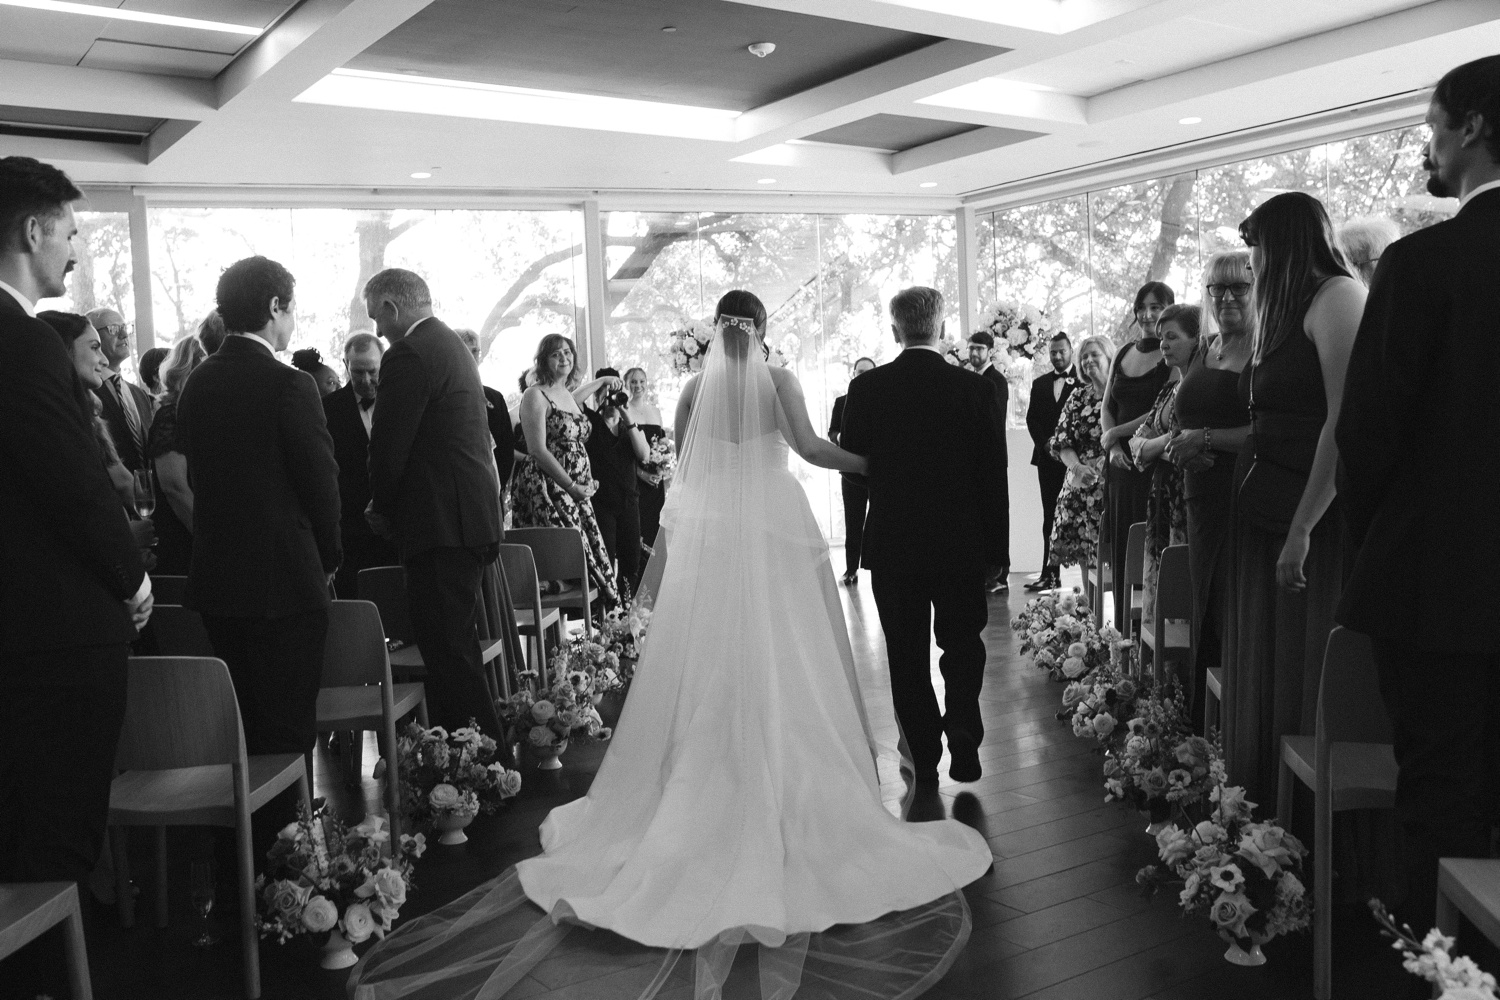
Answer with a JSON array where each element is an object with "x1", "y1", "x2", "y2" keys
[{"x1": 190, "y1": 860, "x2": 218, "y2": 947}]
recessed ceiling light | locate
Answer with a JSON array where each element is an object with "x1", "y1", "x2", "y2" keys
[
  {"x1": 0, "y1": 0, "x2": 262, "y2": 34},
  {"x1": 757, "y1": 178, "x2": 777, "y2": 184},
  {"x1": 410, "y1": 171, "x2": 432, "y2": 179},
  {"x1": 919, "y1": 181, "x2": 938, "y2": 188},
  {"x1": 1179, "y1": 116, "x2": 1203, "y2": 125},
  {"x1": 661, "y1": 25, "x2": 676, "y2": 32}
]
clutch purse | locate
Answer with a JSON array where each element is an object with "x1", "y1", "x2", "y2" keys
[{"x1": 1237, "y1": 459, "x2": 1307, "y2": 534}]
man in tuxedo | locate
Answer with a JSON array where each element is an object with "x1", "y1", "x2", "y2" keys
[
  {"x1": 364, "y1": 269, "x2": 506, "y2": 742},
  {"x1": 1024, "y1": 333, "x2": 1076, "y2": 591},
  {"x1": 1336, "y1": 54, "x2": 1500, "y2": 934},
  {"x1": 178, "y1": 256, "x2": 341, "y2": 801},
  {"x1": 842, "y1": 287, "x2": 1007, "y2": 785},
  {"x1": 0, "y1": 156, "x2": 153, "y2": 889},
  {"x1": 87, "y1": 306, "x2": 153, "y2": 472},
  {"x1": 324, "y1": 332, "x2": 397, "y2": 599},
  {"x1": 967, "y1": 330, "x2": 1011, "y2": 593}
]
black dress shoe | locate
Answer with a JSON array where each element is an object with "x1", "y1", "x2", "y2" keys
[
  {"x1": 987, "y1": 579, "x2": 1009, "y2": 594},
  {"x1": 948, "y1": 735, "x2": 982, "y2": 783},
  {"x1": 1023, "y1": 577, "x2": 1049, "y2": 592}
]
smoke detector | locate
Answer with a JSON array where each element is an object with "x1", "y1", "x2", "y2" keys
[{"x1": 747, "y1": 42, "x2": 776, "y2": 58}]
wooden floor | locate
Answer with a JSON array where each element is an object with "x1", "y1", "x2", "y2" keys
[{"x1": 5, "y1": 560, "x2": 1418, "y2": 1000}]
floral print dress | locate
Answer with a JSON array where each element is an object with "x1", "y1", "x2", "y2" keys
[
  {"x1": 1130, "y1": 379, "x2": 1188, "y2": 626},
  {"x1": 511, "y1": 397, "x2": 621, "y2": 607},
  {"x1": 1046, "y1": 381, "x2": 1106, "y2": 568}
]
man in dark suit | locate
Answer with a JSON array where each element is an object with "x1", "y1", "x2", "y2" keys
[
  {"x1": 324, "y1": 332, "x2": 398, "y2": 599},
  {"x1": 364, "y1": 269, "x2": 506, "y2": 742},
  {"x1": 0, "y1": 157, "x2": 152, "y2": 890},
  {"x1": 178, "y1": 256, "x2": 341, "y2": 793},
  {"x1": 1024, "y1": 333, "x2": 1077, "y2": 591},
  {"x1": 456, "y1": 327, "x2": 518, "y2": 490},
  {"x1": 86, "y1": 306, "x2": 153, "y2": 472},
  {"x1": 967, "y1": 330, "x2": 1011, "y2": 593},
  {"x1": 841, "y1": 287, "x2": 1007, "y2": 786}
]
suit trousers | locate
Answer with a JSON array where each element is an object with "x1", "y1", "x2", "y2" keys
[
  {"x1": 595, "y1": 496, "x2": 642, "y2": 599},
  {"x1": 333, "y1": 527, "x2": 399, "y2": 600},
  {"x1": 1375, "y1": 639, "x2": 1500, "y2": 931},
  {"x1": 405, "y1": 545, "x2": 505, "y2": 740},
  {"x1": 202, "y1": 610, "x2": 327, "y2": 758},
  {"x1": 870, "y1": 566, "x2": 988, "y2": 773},
  {"x1": 840, "y1": 477, "x2": 869, "y2": 578},
  {"x1": 1036, "y1": 460, "x2": 1066, "y2": 577},
  {"x1": 0, "y1": 644, "x2": 128, "y2": 885}
]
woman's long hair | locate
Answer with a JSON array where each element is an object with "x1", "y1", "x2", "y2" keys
[
  {"x1": 1239, "y1": 192, "x2": 1353, "y2": 362},
  {"x1": 530, "y1": 333, "x2": 582, "y2": 390},
  {"x1": 37, "y1": 310, "x2": 125, "y2": 467},
  {"x1": 160, "y1": 335, "x2": 207, "y2": 402}
]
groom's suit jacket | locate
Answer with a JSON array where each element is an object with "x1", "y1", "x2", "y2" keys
[{"x1": 840, "y1": 347, "x2": 1007, "y2": 577}]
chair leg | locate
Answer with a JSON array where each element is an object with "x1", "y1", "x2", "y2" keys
[
  {"x1": 110, "y1": 826, "x2": 134, "y2": 928},
  {"x1": 62, "y1": 887, "x2": 94, "y2": 1000},
  {"x1": 1314, "y1": 791, "x2": 1333, "y2": 1000},
  {"x1": 303, "y1": 750, "x2": 315, "y2": 803},
  {"x1": 416, "y1": 696, "x2": 429, "y2": 728},
  {"x1": 297, "y1": 768, "x2": 312, "y2": 814},
  {"x1": 1203, "y1": 686, "x2": 1217, "y2": 737},
  {"x1": 1276, "y1": 760, "x2": 1293, "y2": 828},
  {"x1": 154, "y1": 826, "x2": 169, "y2": 929},
  {"x1": 236, "y1": 819, "x2": 260, "y2": 999},
  {"x1": 378, "y1": 717, "x2": 401, "y2": 848}
]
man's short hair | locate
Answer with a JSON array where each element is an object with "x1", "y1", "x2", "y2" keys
[
  {"x1": 216, "y1": 256, "x2": 295, "y2": 334},
  {"x1": 363, "y1": 268, "x2": 432, "y2": 311},
  {"x1": 968, "y1": 330, "x2": 994, "y2": 349},
  {"x1": 0, "y1": 157, "x2": 82, "y2": 254},
  {"x1": 1434, "y1": 55, "x2": 1500, "y2": 162},
  {"x1": 889, "y1": 286, "x2": 943, "y2": 342},
  {"x1": 344, "y1": 332, "x2": 384, "y2": 357}
]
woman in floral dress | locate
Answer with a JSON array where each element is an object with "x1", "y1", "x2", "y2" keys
[
  {"x1": 1046, "y1": 334, "x2": 1115, "y2": 575},
  {"x1": 513, "y1": 333, "x2": 621, "y2": 607}
]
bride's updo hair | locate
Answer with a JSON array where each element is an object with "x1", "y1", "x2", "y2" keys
[{"x1": 713, "y1": 290, "x2": 766, "y2": 331}]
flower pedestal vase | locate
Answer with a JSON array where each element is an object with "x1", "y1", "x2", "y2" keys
[
  {"x1": 320, "y1": 929, "x2": 359, "y2": 970},
  {"x1": 1218, "y1": 931, "x2": 1267, "y2": 966},
  {"x1": 532, "y1": 740, "x2": 568, "y2": 771},
  {"x1": 433, "y1": 812, "x2": 474, "y2": 846},
  {"x1": 1144, "y1": 800, "x2": 1172, "y2": 837}
]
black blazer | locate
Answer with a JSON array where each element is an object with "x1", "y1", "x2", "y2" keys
[
  {"x1": 177, "y1": 336, "x2": 342, "y2": 618},
  {"x1": 977, "y1": 364, "x2": 1010, "y2": 467},
  {"x1": 323, "y1": 383, "x2": 376, "y2": 534},
  {"x1": 92, "y1": 375, "x2": 154, "y2": 472},
  {"x1": 840, "y1": 348, "x2": 1007, "y2": 576},
  {"x1": 0, "y1": 293, "x2": 145, "y2": 657},
  {"x1": 828, "y1": 394, "x2": 848, "y2": 441},
  {"x1": 483, "y1": 386, "x2": 517, "y2": 488},
  {"x1": 368, "y1": 317, "x2": 502, "y2": 558},
  {"x1": 1026, "y1": 368, "x2": 1078, "y2": 466},
  {"x1": 1336, "y1": 189, "x2": 1500, "y2": 652}
]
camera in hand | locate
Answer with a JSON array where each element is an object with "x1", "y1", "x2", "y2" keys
[{"x1": 602, "y1": 389, "x2": 630, "y2": 409}]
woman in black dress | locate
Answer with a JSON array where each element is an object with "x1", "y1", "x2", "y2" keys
[
  {"x1": 1098, "y1": 282, "x2": 1174, "y2": 631},
  {"x1": 828, "y1": 356, "x2": 877, "y2": 585},
  {"x1": 144, "y1": 335, "x2": 208, "y2": 575},
  {"x1": 624, "y1": 367, "x2": 668, "y2": 554},
  {"x1": 584, "y1": 368, "x2": 651, "y2": 599}
]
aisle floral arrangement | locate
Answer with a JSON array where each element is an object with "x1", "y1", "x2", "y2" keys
[
  {"x1": 498, "y1": 670, "x2": 614, "y2": 753},
  {"x1": 977, "y1": 300, "x2": 1068, "y2": 362},
  {"x1": 1370, "y1": 900, "x2": 1499, "y2": 999},
  {"x1": 396, "y1": 720, "x2": 522, "y2": 829},
  {"x1": 1064, "y1": 660, "x2": 1148, "y2": 750},
  {"x1": 1102, "y1": 686, "x2": 1219, "y2": 816},
  {"x1": 254, "y1": 803, "x2": 425, "y2": 948},
  {"x1": 1012, "y1": 589, "x2": 1115, "y2": 682}
]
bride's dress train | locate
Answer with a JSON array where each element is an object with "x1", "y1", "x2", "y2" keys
[{"x1": 349, "y1": 327, "x2": 993, "y2": 999}]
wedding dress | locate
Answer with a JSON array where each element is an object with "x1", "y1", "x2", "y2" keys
[{"x1": 349, "y1": 323, "x2": 993, "y2": 1000}]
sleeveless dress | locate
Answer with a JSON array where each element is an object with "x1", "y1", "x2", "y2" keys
[
  {"x1": 510, "y1": 396, "x2": 621, "y2": 607},
  {"x1": 1103, "y1": 344, "x2": 1171, "y2": 630},
  {"x1": 1045, "y1": 381, "x2": 1105, "y2": 567},
  {"x1": 637, "y1": 423, "x2": 667, "y2": 549},
  {"x1": 144, "y1": 397, "x2": 193, "y2": 575}
]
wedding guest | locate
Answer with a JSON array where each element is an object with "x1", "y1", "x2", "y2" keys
[
  {"x1": 292, "y1": 347, "x2": 341, "y2": 396},
  {"x1": 323, "y1": 332, "x2": 396, "y2": 599},
  {"x1": 1025, "y1": 333, "x2": 1076, "y2": 592},
  {"x1": 144, "y1": 335, "x2": 206, "y2": 575},
  {"x1": 1045, "y1": 334, "x2": 1114, "y2": 582},
  {"x1": 1166, "y1": 250, "x2": 1255, "y2": 718},
  {"x1": 0, "y1": 156, "x2": 151, "y2": 895},
  {"x1": 624, "y1": 367, "x2": 668, "y2": 551},
  {"x1": 512, "y1": 333, "x2": 620, "y2": 606},
  {"x1": 828, "y1": 356, "x2": 877, "y2": 585},
  {"x1": 196, "y1": 309, "x2": 226, "y2": 355},
  {"x1": 87, "y1": 306, "x2": 152, "y2": 472},
  {"x1": 1098, "y1": 282, "x2": 1173, "y2": 629},
  {"x1": 1223, "y1": 192, "x2": 1365, "y2": 805},
  {"x1": 584, "y1": 367, "x2": 650, "y2": 596},
  {"x1": 1337, "y1": 215, "x2": 1402, "y2": 285},
  {"x1": 40, "y1": 311, "x2": 136, "y2": 509},
  {"x1": 1337, "y1": 53, "x2": 1500, "y2": 933},
  {"x1": 968, "y1": 331, "x2": 1011, "y2": 593},
  {"x1": 364, "y1": 268, "x2": 508, "y2": 743},
  {"x1": 456, "y1": 328, "x2": 518, "y2": 491},
  {"x1": 138, "y1": 345, "x2": 169, "y2": 396}
]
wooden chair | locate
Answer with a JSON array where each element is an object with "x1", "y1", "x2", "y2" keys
[
  {"x1": 1123, "y1": 521, "x2": 1146, "y2": 644},
  {"x1": 152, "y1": 574, "x2": 188, "y2": 605},
  {"x1": 1437, "y1": 859, "x2": 1500, "y2": 952},
  {"x1": 357, "y1": 564, "x2": 509, "y2": 696},
  {"x1": 108, "y1": 656, "x2": 310, "y2": 999},
  {"x1": 1090, "y1": 531, "x2": 1113, "y2": 625},
  {"x1": 506, "y1": 526, "x2": 597, "y2": 636},
  {"x1": 1275, "y1": 627, "x2": 1397, "y2": 1000},
  {"x1": 0, "y1": 882, "x2": 92, "y2": 1000},
  {"x1": 151, "y1": 603, "x2": 215, "y2": 656},
  {"x1": 1140, "y1": 543, "x2": 1193, "y2": 685},
  {"x1": 499, "y1": 543, "x2": 561, "y2": 688},
  {"x1": 312, "y1": 600, "x2": 428, "y2": 846}
]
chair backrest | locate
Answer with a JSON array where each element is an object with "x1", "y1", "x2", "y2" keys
[
  {"x1": 357, "y1": 565, "x2": 415, "y2": 644},
  {"x1": 153, "y1": 575, "x2": 188, "y2": 605},
  {"x1": 115, "y1": 657, "x2": 246, "y2": 771},
  {"x1": 1125, "y1": 521, "x2": 1147, "y2": 588},
  {"x1": 1092, "y1": 532, "x2": 1112, "y2": 621},
  {"x1": 505, "y1": 527, "x2": 588, "y2": 583},
  {"x1": 1155, "y1": 544, "x2": 1194, "y2": 648},
  {"x1": 499, "y1": 544, "x2": 544, "y2": 623},
  {"x1": 152, "y1": 604, "x2": 215, "y2": 657},
  {"x1": 1316, "y1": 627, "x2": 1391, "y2": 745},
  {"x1": 322, "y1": 600, "x2": 394, "y2": 691}
]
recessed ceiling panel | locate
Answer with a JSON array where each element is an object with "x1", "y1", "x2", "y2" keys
[
  {"x1": 0, "y1": 104, "x2": 164, "y2": 136},
  {"x1": 806, "y1": 113, "x2": 978, "y2": 152},
  {"x1": 0, "y1": 5, "x2": 105, "y2": 66},
  {"x1": 81, "y1": 39, "x2": 234, "y2": 78}
]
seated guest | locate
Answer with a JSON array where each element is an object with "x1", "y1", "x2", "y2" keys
[
  {"x1": 967, "y1": 332, "x2": 1011, "y2": 593},
  {"x1": 292, "y1": 347, "x2": 341, "y2": 396},
  {"x1": 138, "y1": 345, "x2": 169, "y2": 397},
  {"x1": 828, "y1": 357, "x2": 877, "y2": 585},
  {"x1": 1025, "y1": 334, "x2": 1076, "y2": 591},
  {"x1": 583, "y1": 367, "x2": 650, "y2": 597},
  {"x1": 1337, "y1": 215, "x2": 1402, "y2": 285},
  {"x1": 323, "y1": 332, "x2": 397, "y2": 598},
  {"x1": 145, "y1": 335, "x2": 207, "y2": 575},
  {"x1": 40, "y1": 310, "x2": 136, "y2": 509},
  {"x1": 196, "y1": 309, "x2": 227, "y2": 355},
  {"x1": 1045, "y1": 334, "x2": 1115, "y2": 582},
  {"x1": 86, "y1": 306, "x2": 152, "y2": 472},
  {"x1": 456, "y1": 327, "x2": 518, "y2": 491},
  {"x1": 624, "y1": 366, "x2": 669, "y2": 552}
]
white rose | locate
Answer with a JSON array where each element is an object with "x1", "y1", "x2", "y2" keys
[
  {"x1": 301, "y1": 895, "x2": 338, "y2": 933},
  {"x1": 372, "y1": 867, "x2": 407, "y2": 906},
  {"x1": 341, "y1": 902, "x2": 376, "y2": 944},
  {"x1": 682, "y1": 338, "x2": 699, "y2": 357},
  {"x1": 689, "y1": 357, "x2": 702, "y2": 372},
  {"x1": 1092, "y1": 712, "x2": 1117, "y2": 737},
  {"x1": 499, "y1": 769, "x2": 522, "y2": 797},
  {"x1": 428, "y1": 783, "x2": 462, "y2": 811},
  {"x1": 530, "y1": 700, "x2": 556, "y2": 722}
]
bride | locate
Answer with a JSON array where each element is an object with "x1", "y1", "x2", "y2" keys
[{"x1": 351, "y1": 291, "x2": 993, "y2": 1000}]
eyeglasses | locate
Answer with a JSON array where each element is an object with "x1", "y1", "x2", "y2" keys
[
  {"x1": 717, "y1": 315, "x2": 757, "y2": 334},
  {"x1": 1206, "y1": 283, "x2": 1253, "y2": 300},
  {"x1": 101, "y1": 323, "x2": 132, "y2": 336}
]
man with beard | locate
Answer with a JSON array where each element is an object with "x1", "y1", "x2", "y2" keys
[
  {"x1": 1024, "y1": 333, "x2": 1076, "y2": 591},
  {"x1": 324, "y1": 332, "x2": 397, "y2": 598},
  {"x1": 1336, "y1": 54, "x2": 1500, "y2": 935}
]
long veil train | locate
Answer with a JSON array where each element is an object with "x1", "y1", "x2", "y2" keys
[{"x1": 349, "y1": 321, "x2": 993, "y2": 1000}]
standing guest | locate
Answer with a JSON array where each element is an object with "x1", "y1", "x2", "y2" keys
[
  {"x1": 87, "y1": 306, "x2": 153, "y2": 471},
  {"x1": 1025, "y1": 334, "x2": 1076, "y2": 591},
  {"x1": 1098, "y1": 282, "x2": 1173, "y2": 629},
  {"x1": 363, "y1": 269, "x2": 508, "y2": 743},
  {"x1": 144, "y1": 335, "x2": 206, "y2": 575},
  {"x1": 138, "y1": 345, "x2": 169, "y2": 397},
  {"x1": 41, "y1": 312, "x2": 137, "y2": 511},
  {"x1": 623, "y1": 367, "x2": 668, "y2": 552},
  {"x1": 456, "y1": 328, "x2": 518, "y2": 491},
  {"x1": 828, "y1": 356, "x2": 877, "y2": 585},
  {"x1": 0, "y1": 156, "x2": 152, "y2": 894},
  {"x1": 584, "y1": 367, "x2": 650, "y2": 597},
  {"x1": 1337, "y1": 216, "x2": 1402, "y2": 286},
  {"x1": 178, "y1": 256, "x2": 341, "y2": 827},
  {"x1": 968, "y1": 331, "x2": 1012, "y2": 593},
  {"x1": 1045, "y1": 335, "x2": 1115, "y2": 583},
  {"x1": 292, "y1": 347, "x2": 341, "y2": 397},
  {"x1": 840, "y1": 286, "x2": 1007, "y2": 786},
  {"x1": 323, "y1": 333, "x2": 397, "y2": 599},
  {"x1": 1223, "y1": 192, "x2": 1365, "y2": 805},
  {"x1": 1167, "y1": 251, "x2": 1255, "y2": 718},
  {"x1": 196, "y1": 309, "x2": 226, "y2": 356},
  {"x1": 512, "y1": 334, "x2": 621, "y2": 607},
  {"x1": 1337, "y1": 54, "x2": 1500, "y2": 933}
]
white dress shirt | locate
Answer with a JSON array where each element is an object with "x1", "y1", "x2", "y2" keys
[
  {"x1": 0, "y1": 278, "x2": 35, "y2": 316},
  {"x1": 1461, "y1": 177, "x2": 1500, "y2": 209}
]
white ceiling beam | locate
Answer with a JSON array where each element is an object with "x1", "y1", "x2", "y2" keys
[
  {"x1": 0, "y1": 133, "x2": 146, "y2": 166},
  {"x1": 0, "y1": 58, "x2": 213, "y2": 120},
  {"x1": 722, "y1": 0, "x2": 1056, "y2": 49}
]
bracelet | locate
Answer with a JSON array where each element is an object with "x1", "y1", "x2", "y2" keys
[{"x1": 1204, "y1": 428, "x2": 1214, "y2": 451}]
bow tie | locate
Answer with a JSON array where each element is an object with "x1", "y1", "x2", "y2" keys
[{"x1": 359, "y1": 397, "x2": 376, "y2": 411}]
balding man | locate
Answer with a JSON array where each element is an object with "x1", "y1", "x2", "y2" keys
[
  {"x1": 86, "y1": 306, "x2": 153, "y2": 471},
  {"x1": 324, "y1": 332, "x2": 397, "y2": 598}
]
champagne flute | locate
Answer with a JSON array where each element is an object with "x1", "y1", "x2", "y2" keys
[
  {"x1": 133, "y1": 467, "x2": 156, "y2": 520},
  {"x1": 190, "y1": 860, "x2": 218, "y2": 946}
]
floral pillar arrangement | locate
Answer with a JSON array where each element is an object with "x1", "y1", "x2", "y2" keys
[{"x1": 396, "y1": 720, "x2": 523, "y2": 846}]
